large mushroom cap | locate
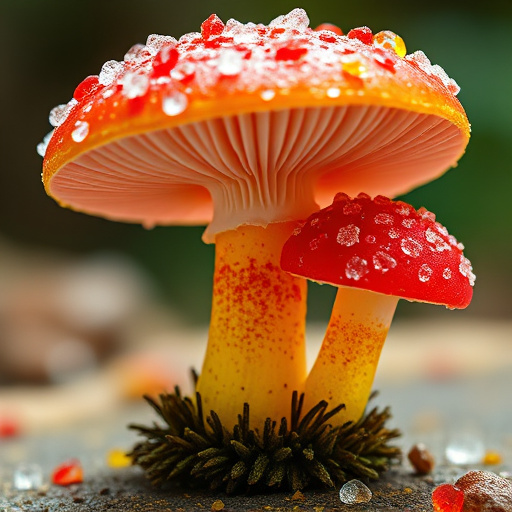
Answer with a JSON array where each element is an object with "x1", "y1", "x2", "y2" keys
[
  {"x1": 40, "y1": 9, "x2": 470, "y2": 241},
  {"x1": 281, "y1": 193, "x2": 475, "y2": 309}
]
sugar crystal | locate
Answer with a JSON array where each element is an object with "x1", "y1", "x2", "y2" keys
[
  {"x1": 402, "y1": 218, "x2": 416, "y2": 228},
  {"x1": 407, "y1": 50, "x2": 431, "y2": 69},
  {"x1": 13, "y1": 463, "x2": 43, "y2": 490},
  {"x1": 49, "y1": 99, "x2": 77, "y2": 127},
  {"x1": 345, "y1": 256, "x2": 369, "y2": 281},
  {"x1": 431, "y1": 64, "x2": 451, "y2": 85},
  {"x1": 269, "y1": 8, "x2": 310, "y2": 31},
  {"x1": 121, "y1": 71, "x2": 149, "y2": 99},
  {"x1": 260, "y1": 89, "x2": 275, "y2": 101},
  {"x1": 343, "y1": 202, "x2": 362, "y2": 215},
  {"x1": 418, "y1": 263, "x2": 433, "y2": 282},
  {"x1": 337, "y1": 224, "x2": 360, "y2": 247},
  {"x1": 227, "y1": 21, "x2": 258, "y2": 45},
  {"x1": 146, "y1": 34, "x2": 178, "y2": 52},
  {"x1": 459, "y1": 256, "x2": 476, "y2": 286},
  {"x1": 339, "y1": 479, "x2": 372, "y2": 504},
  {"x1": 426, "y1": 227, "x2": 451, "y2": 252},
  {"x1": 37, "y1": 130, "x2": 54, "y2": 157},
  {"x1": 401, "y1": 238, "x2": 422, "y2": 257},
  {"x1": 162, "y1": 91, "x2": 188, "y2": 116},
  {"x1": 217, "y1": 49, "x2": 243, "y2": 76},
  {"x1": 374, "y1": 213, "x2": 394, "y2": 225},
  {"x1": 326, "y1": 87, "x2": 341, "y2": 98},
  {"x1": 49, "y1": 104, "x2": 69, "y2": 127},
  {"x1": 99, "y1": 60, "x2": 124, "y2": 86},
  {"x1": 445, "y1": 429, "x2": 485, "y2": 464},
  {"x1": 71, "y1": 120, "x2": 89, "y2": 143},
  {"x1": 373, "y1": 251, "x2": 397, "y2": 273}
]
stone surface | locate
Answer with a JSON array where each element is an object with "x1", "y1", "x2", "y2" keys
[
  {"x1": 455, "y1": 470, "x2": 512, "y2": 512},
  {"x1": 1, "y1": 466, "x2": 438, "y2": 511}
]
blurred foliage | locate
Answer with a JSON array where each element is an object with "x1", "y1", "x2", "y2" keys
[{"x1": 0, "y1": 0, "x2": 511, "y2": 324}]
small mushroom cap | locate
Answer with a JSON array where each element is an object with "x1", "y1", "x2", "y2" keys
[
  {"x1": 40, "y1": 9, "x2": 470, "y2": 239},
  {"x1": 281, "y1": 193, "x2": 474, "y2": 309}
]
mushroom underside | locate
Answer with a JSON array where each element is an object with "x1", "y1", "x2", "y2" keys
[{"x1": 48, "y1": 104, "x2": 464, "y2": 240}]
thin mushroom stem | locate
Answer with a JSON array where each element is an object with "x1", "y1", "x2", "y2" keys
[
  {"x1": 304, "y1": 287, "x2": 398, "y2": 425},
  {"x1": 196, "y1": 221, "x2": 307, "y2": 429}
]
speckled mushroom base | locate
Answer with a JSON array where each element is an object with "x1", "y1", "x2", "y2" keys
[{"x1": 129, "y1": 388, "x2": 401, "y2": 494}]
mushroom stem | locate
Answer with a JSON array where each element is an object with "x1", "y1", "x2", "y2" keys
[
  {"x1": 196, "y1": 222, "x2": 307, "y2": 429},
  {"x1": 304, "y1": 287, "x2": 398, "y2": 424}
]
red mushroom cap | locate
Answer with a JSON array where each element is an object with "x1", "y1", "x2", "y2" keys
[
  {"x1": 40, "y1": 9, "x2": 469, "y2": 240},
  {"x1": 281, "y1": 193, "x2": 474, "y2": 309}
]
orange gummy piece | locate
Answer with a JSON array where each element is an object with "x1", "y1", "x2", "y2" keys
[{"x1": 52, "y1": 459, "x2": 84, "y2": 486}]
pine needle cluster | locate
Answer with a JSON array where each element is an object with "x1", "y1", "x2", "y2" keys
[{"x1": 129, "y1": 388, "x2": 401, "y2": 493}]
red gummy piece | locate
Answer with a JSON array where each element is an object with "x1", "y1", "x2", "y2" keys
[
  {"x1": 152, "y1": 45, "x2": 179, "y2": 77},
  {"x1": 0, "y1": 417, "x2": 20, "y2": 438},
  {"x1": 275, "y1": 46, "x2": 308, "y2": 61},
  {"x1": 432, "y1": 484, "x2": 465, "y2": 512},
  {"x1": 347, "y1": 26, "x2": 373, "y2": 45},
  {"x1": 201, "y1": 14, "x2": 225, "y2": 40},
  {"x1": 52, "y1": 459, "x2": 84, "y2": 486},
  {"x1": 73, "y1": 75, "x2": 101, "y2": 101},
  {"x1": 314, "y1": 23, "x2": 343, "y2": 36}
]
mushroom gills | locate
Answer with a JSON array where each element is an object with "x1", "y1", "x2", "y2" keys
[{"x1": 48, "y1": 105, "x2": 463, "y2": 241}]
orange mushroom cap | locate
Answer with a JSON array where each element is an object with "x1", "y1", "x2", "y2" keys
[{"x1": 40, "y1": 9, "x2": 470, "y2": 241}]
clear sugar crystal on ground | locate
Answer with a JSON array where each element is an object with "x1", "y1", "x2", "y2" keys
[
  {"x1": 339, "y1": 479, "x2": 373, "y2": 504},
  {"x1": 13, "y1": 463, "x2": 43, "y2": 490}
]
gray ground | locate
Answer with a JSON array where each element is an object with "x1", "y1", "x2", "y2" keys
[{"x1": 1, "y1": 321, "x2": 511, "y2": 511}]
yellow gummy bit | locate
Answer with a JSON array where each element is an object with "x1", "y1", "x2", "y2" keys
[
  {"x1": 107, "y1": 448, "x2": 132, "y2": 468},
  {"x1": 374, "y1": 30, "x2": 407, "y2": 58}
]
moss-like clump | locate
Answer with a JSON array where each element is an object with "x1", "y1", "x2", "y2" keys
[{"x1": 129, "y1": 388, "x2": 400, "y2": 494}]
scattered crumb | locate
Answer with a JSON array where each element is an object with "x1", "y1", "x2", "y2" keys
[
  {"x1": 483, "y1": 450, "x2": 503, "y2": 465},
  {"x1": 211, "y1": 499, "x2": 225, "y2": 511},
  {"x1": 291, "y1": 490, "x2": 306, "y2": 501},
  {"x1": 408, "y1": 443, "x2": 435, "y2": 475}
]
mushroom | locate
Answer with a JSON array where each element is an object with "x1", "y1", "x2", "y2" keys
[
  {"x1": 281, "y1": 193, "x2": 475, "y2": 424},
  {"x1": 40, "y1": 9, "x2": 470, "y2": 428}
]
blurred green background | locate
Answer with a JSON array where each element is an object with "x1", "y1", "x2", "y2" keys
[{"x1": 1, "y1": 0, "x2": 511, "y2": 325}]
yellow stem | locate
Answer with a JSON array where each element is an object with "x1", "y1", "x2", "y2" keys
[
  {"x1": 304, "y1": 287, "x2": 398, "y2": 424},
  {"x1": 196, "y1": 222, "x2": 307, "y2": 429}
]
